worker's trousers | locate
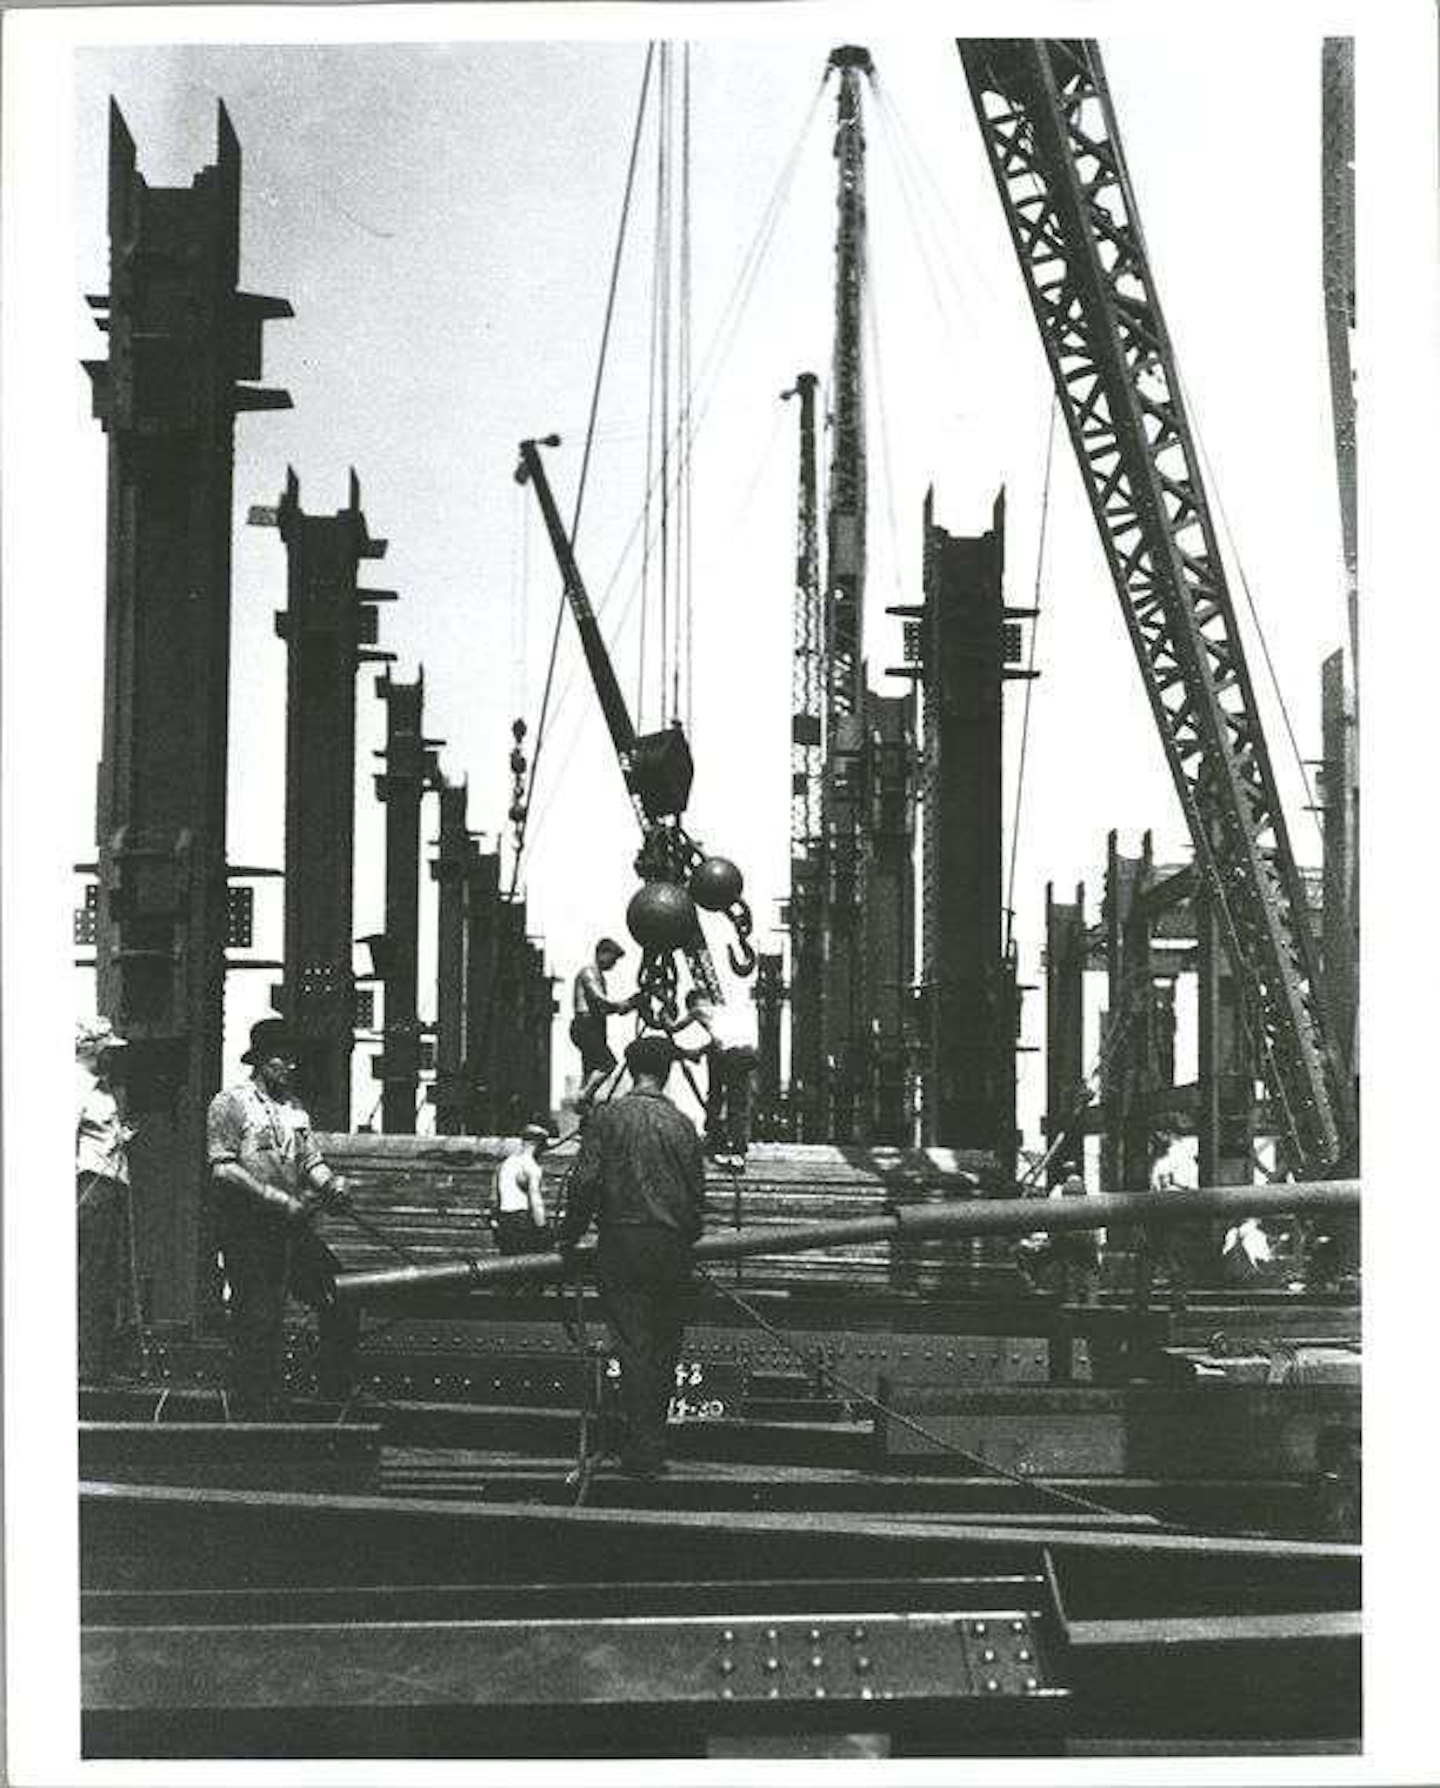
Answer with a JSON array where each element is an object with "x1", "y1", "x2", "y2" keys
[
  {"x1": 706, "y1": 1046, "x2": 758, "y2": 1154},
  {"x1": 77, "y1": 1173, "x2": 129, "y2": 1382},
  {"x1": 597, "y1": 1224, "x2": 691, "y2": 1471},
  {"x1": 217, "y1": 1199, "x2": 358, "y2": 1419}
]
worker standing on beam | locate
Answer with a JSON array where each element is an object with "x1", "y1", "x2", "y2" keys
[
  {"x1": 570, "y1": 936, "x2": 641, "y2": 1114},
  {"x1": 669, "y1": 988, "x2": 760, "y2": 1168},
  {"x1": 558, "y1": 1034, "x2": 706, "y2": 1480},
  {"x1": 205, "y1": 1019, "x2": 356, "y2": 1419}
]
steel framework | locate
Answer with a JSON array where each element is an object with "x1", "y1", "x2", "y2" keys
[
  {"x1": 959, "y1": 39, "x2": 1351, "y2": 1174},
  {"x1": 784, "y1": 373, "x2": 826, "y2": 1138},
  {"x1": 820, "y1": 45, "x2": 876, "y2": 1143}
]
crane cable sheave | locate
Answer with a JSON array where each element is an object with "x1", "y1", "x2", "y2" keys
[{"x1": 512, "y1": 433, "x2": 758, "y2": 1022}]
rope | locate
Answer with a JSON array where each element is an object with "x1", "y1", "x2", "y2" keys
[
  {"x1": 657, "y1": 43, "x2": 673, "y2": 730},
  {"x1": 694, "y1": 1265, "x2": 1167, "y2": 1527},
  {"x1": 1004, "y1": 394, "x2": 1059, "y2": 957},
  {"x1": 1176, "y1": 365, "x2": 1326, "y2": 854},
  {"x1": 508, "y1": 43, "x2": 656, "y2": 901},
  {"x1": 861, "y1": 234, "x2": 907, "y2": 615},
  {"x1": 680, "y1": 44, "x2": 695, "y2": 738},
  {"x1": 520, "y1": 72, "x2": 827, "y2": 858}
]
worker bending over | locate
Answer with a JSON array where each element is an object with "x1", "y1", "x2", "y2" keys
[
  {"x1": 559, "y1": 1035, "x2": 706, "y2": 1480},
  {"x1": 670, "y1": 988, "x2": 759, "y2": 1167},
  {"x1": 570, "y1": 936, "x2": 640, "y2": 1113}
]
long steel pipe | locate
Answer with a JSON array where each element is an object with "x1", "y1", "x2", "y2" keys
[{"x1": 333, "y1": 1178, "x2": 1358, "y2": 1306}]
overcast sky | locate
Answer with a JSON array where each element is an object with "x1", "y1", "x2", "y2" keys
[{"x1": 66, "y1": 23, "x2": 1352, "y2": 1136}]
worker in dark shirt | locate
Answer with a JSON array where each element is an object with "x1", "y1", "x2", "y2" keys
[{"x1": 558, "y1": 1033, "x2": 706, "y2": 1479}]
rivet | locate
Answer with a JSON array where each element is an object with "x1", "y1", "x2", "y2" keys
[
  {"x1": 808, "y1": 1626, "x2": 821, "y2": 1643},
  {"x1": 764, "y1": 1657, "x2": 780, "y2": 1674},
  {"x1": 719, "y1": 1658, "x2": 734, "y2": 1675},
  {"x1": 1017, "y1": 1647, "x2": 1032, "y2": 1662},
  {"x1": 721, "y1": 1628, "x2": 735, "y2": 1644},
  {"x1": 851, "y1": 1624, "x2": 867, "y2": 1642},
  {"x1": 765, "y1": 1626, "x2": 778, "y2": 1643},
  {"x1": 813, "y1": 1686, "x2": 826, "y2": 1699},
  {"x1": 810, "y1": 1654, "x2": 824, "y2": 1671},
  {"x1": 986, "y1": 1678, "x2": 1001, "y2": 1693},
  {"x1": 767, "y1": 1685, "x2": 780, "y2": 1699},
  {"x1": 1026, "y1": 1677, "x2": 1039, "y2": 1692},
  {"x1": 982, "y1": 1648, "x2": 996, "y2": 1663},
  {"x1": 1011, "y1": 1619, "x2": 1025, "y2": 1633},
  {"x1": 855, "y1": 1655, "x2": 871, "y2": 1673},
  {"x1": 973, "y1": 1621, "x2": 988, "y2": 1636},
  {"x1": 860, "y1": 1685, "x2": 874, "y2": 1700}
]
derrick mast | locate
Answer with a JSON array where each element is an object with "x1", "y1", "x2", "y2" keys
[
  {"x1": 784, "y1": 371, "x2": 825, "y2": 1139},
  {"x1": 821, "y1": 44, "x2": 875, "y2": 1142},
  {"x1": 959, "y1": 38, "x2": 1355, "y2": 1175}
]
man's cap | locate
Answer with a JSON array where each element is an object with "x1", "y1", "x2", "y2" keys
[
  {"x1": 76, "y1": 1016, "x2": 127, "y2": 1056},
  {"x1": 1060, "y1": 1173, "x2": 1086, "y2": 1196},
  {"x1": 624, "y1": 1033, "x2": 675, "y2": 1078},
  {"x1": 596, "y1": 936, "x2": 625, "y2": 958},
  {"x1": 242, "y1": 1017, "x2": 300, "y2": 1066},
  {"x1": 522, "y1": 1119, "x2": 554, "y2": 1143}
]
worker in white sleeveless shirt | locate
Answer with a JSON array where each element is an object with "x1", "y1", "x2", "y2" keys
[
  {"x1": 493, "y1": 1121, "x2": 553, "y2": 1258},
  {"x1": 671, "y1": 988, "x2": 759, "y2": 1167}
]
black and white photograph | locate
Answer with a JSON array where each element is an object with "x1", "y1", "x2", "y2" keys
[{"x1": 3, "y1": 0, "x2": 1437, "y2": 1776}]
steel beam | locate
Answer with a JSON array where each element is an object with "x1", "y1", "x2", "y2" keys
[{"x1": 335, "y1": 1178, "x2": 1358, "y2": 1303}]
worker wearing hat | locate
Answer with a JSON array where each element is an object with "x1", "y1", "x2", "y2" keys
[
  {"x1": 570, "y1": 937, "x2": 641, "y2": 1113},
  {"x1": 75, "y1": 1016, "x2": 139, "y2": 1383},
  {"x1": 559, "y1": 1034, "x2": 706, "y2": 1479},
  {"x1": 492, "y1": 1118, "x2": 555, "y2": 1264},
  {"x1": 205, "y1": 1018, "x2": 356, "y2": 1418}
]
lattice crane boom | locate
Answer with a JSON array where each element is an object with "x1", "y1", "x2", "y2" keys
[{"x1": 957, "y1": 38, "x2": 1353, "y2": 1175}]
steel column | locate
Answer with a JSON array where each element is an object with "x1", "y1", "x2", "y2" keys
[
  {"x1": 429, "y1": 778, "x2": 470, "y2": 1134},
  {"x1": 372, "y1": 673, "x2": 440, "y2": 1133},
  {"x1": 263, "y1": 469, "x2": 393, "y2": 1128},
  {"x1": 83, "y1": 103, "x2": 291, "y2": 1321}
]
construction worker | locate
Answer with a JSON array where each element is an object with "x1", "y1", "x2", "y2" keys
[
  {"x1": 1222, "y1": 1214, "x2": 1273, "y2": 1286},
  {"x1": 493, "y1": 1120, "x2": 553, "y2": 1257},
  {"x1": 205, "y1": 1019, "x2": 356, "y2": 1418},
  {"x1": 670, "y1": 988, "x2": 759, "y2": 1166},
  {"x1": 570, "y1": 936, "x2": 640, "y2": 1112},
  {"x1": 558, "y1": 1034, "x2": 706, "y2": 1479},
  {"x1": 75, "y1": 1017, "x2": 139, "y2": 1383}
]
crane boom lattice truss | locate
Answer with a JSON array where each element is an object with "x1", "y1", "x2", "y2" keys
[
  {"x1": 785, "y1": 372, "x2": 826, "y2": 1138},
  {"x1": 958, "y1": 38, "x2": 1349, "y2": 1174}
]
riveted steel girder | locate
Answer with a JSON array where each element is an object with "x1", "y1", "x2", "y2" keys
[{"x1": 958, "y1": 39, "x2": 1351, "y2": 1174}]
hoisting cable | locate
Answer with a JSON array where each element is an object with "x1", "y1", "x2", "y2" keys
[
  {"x1": 693, "y1": 1266, "x2": 1185, "y2": 1529},
  {"x1": 1074, "y1": 40, "x2": 1323, "y2": 853},
  {"x1": 680, "y1": 43, "x2": 695, "y2": 737},
  {"x1": 657, "y1": 43, "x2": 673, "y2": 734},
  {"x1": 1004, "y1": 393, "x2": 1059, "y2": 960},
  {"x1": 519, "y1": 73, "x2": 826, "y2": 857},
  {"x1": 1176, "y1": 363, "x2": 1327, "y2": 854},
  {"x1": 507, "y1": 42, "x2": 656, "y2": 902},
  {"x1": 870, "y1": 83, "x2": 989, "y2": 358},
  {"x1": 860, "y1": 213, "x2": 908, "y2": 616}
]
